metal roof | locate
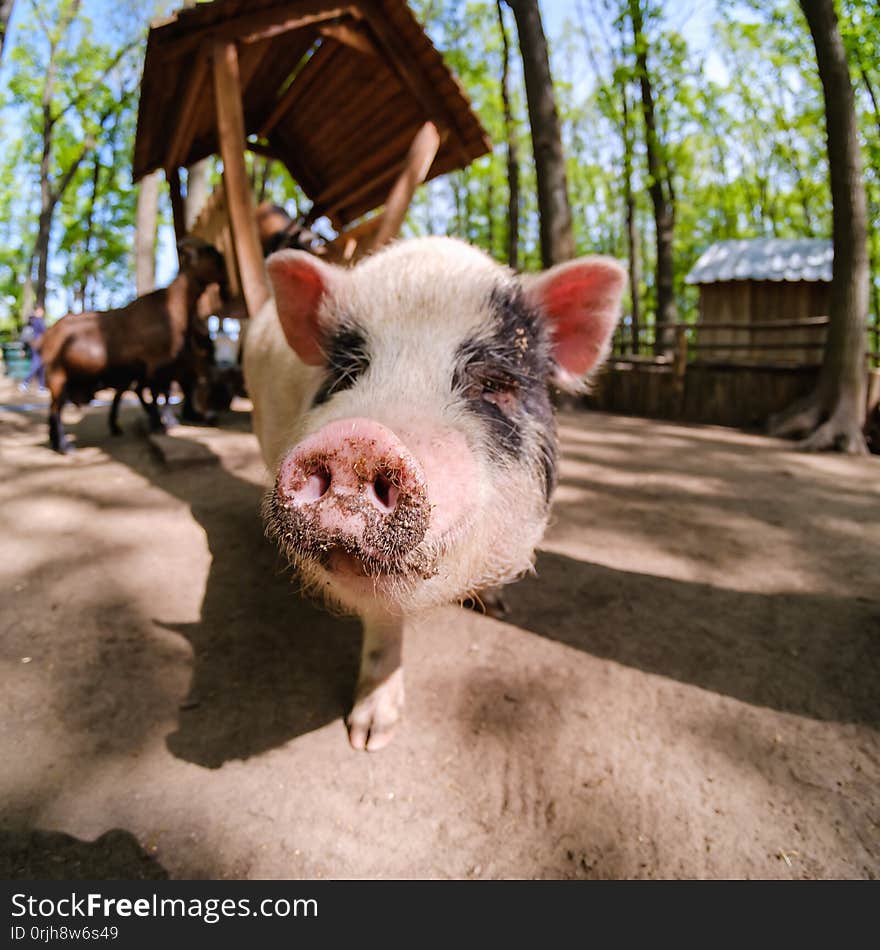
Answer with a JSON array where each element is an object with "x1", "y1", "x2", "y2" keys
[
  {"x1": 133, "y1": 0, "x2": 490, "y2": 228},
  {"x1": 685, "y1": 239, "x2": 833, "y2": 284}
]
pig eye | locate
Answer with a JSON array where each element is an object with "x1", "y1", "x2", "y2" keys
[{"x1": 474, "y1": 373, "x2": 520, "y2": 415}]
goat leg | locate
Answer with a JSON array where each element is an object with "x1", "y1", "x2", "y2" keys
[
  {"x1": 135, "y1": 386, "x2": 165, "y2": 433},
  {"x1": 109, "y1": 389, "x2": 125, "y2": 436},
  {"x1": 48, "y1": 373, "x2": 70, "y2": 454}
]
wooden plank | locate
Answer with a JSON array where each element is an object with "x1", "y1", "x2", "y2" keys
[
  {"x1": 378, "y1": 0, "x2": 489, "y2": 156},
  {"x1": 315, "y1": 118, "x2": 426, "y2": 208},
  {"x1": 246, "y1": 140, "x2": 284, "y2": 161},
  {"x1": 213, "y1": 39, "x2": 270, "y2": 318},
  {"x1": 319, "y1": 20, "x2": 378, "y2": 56},
  {"x1": 241, "y1": 29, "x2": 317, "y2": 136},
  {"x1": 324, "y1": 158, "x2": 404, "y2": 221},
  {"x1": 238, "y1": 34, "x2": 271, "y2": 91},
  {"x1": 308, "y1": 83, "x2": 412, "y2": 170},
  {"x1": 319, "y1": 101, "x2": 425, "y2": 200},
  {"x1": 165, "y1": 54, "x2": 210, "y2": 171},
  {"x1": 323, "y1": 213, "x2": 384, "y2": 265},
  {"x1": 167, "y1": 167, "x2": 187, "y2": 242},
  {"x1": 257, "y1": 37, "x2": 335, "y2": 138},
  {"x1": 685, "y1": 317, "x2": 830, "y2": 331},
  {"x1": 358, "y1": 0, "x2": 461, "y2": 157},
  {"x1": 370, "y1": 121, "x2": 441, "y2": 250},
  {"x1": 689, "y1": 341, "x2": 826, "y2": 351},
  {"x1": 284, "y1": 43, "x2": 363, "y2": 138},
  {"x1": 154, "y1": 3, "x2": 357, "y2": 63}
]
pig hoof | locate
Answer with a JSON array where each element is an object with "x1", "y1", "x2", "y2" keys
[{"x1": 346, "y1": 670, "x2": 404, "y2": 752}]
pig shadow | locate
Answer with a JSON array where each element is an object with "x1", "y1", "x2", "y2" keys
[{"x1": 97, "y1": 412, "x2": 361, "y2": 769}]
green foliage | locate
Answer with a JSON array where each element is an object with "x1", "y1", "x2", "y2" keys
[{"x1": 0, "y1": 0, "x2": 145, "y2": 327}]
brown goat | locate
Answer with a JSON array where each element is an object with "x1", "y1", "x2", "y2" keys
[{"x1": 40, "y1": 238, "x2": 228, "y2": 453}]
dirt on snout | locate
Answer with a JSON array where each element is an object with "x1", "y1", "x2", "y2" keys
[
  {"x1": 0, "y1": 379, "x2": 878, "y2": 880},
  {"x1": 265, "y1": 446, "x2": 432, "y2": 579}
]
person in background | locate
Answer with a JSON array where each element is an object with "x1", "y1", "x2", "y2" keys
[{"x1": 20, "y1": 306, "x2": 47, "y2": 392}]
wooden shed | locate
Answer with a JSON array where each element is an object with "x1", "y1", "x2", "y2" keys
[
  {"x1": 132, "y1": 0, "x2": 490, "y2": 317},
  {"x1": 685, "y1": 239, "x2": 832, "y2": 366}
]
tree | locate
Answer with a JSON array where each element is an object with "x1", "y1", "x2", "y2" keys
[
  {"x1": 506, "y1": 0, "x2": 575, "y2": 266},
  {"x1": 628, "y1": 0, "x2": 677, "y2": 354},
  {"x1": 576, "y1": 0, "x2": 643, "y2": 354},
  {"x1": 496, "y1": 0, "x2": 520, "y2": 269},
  {"x1": 11, "y1": 0, "x2": 137, "y2": 315},
  {"x1": 769, "y1": 0, "x2": 870, "y2": 453}
]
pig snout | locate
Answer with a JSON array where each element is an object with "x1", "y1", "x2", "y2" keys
[{"x1": 271, "y1": 418, "x2": 432, "y2": 574}]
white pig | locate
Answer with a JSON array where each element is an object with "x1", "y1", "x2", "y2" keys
[{"x1": 243, "y1": 237, "x2": 625, "y2": 751}]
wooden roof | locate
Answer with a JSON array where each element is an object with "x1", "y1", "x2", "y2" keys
[{"x1": 133, "y1": 0, "x2": 490, "y2": 227}]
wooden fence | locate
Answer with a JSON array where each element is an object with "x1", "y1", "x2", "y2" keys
[{"x1": 589, "y1": 318, "x2": 880, "y2": 429}]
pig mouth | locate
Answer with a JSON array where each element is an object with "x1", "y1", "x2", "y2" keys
[{"x1": 262, "y1": 473, "x2": 436, "y2": 586}]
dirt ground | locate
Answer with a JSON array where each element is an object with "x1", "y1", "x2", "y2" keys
[{"x1": 1, "y1": 377, "x2": 878, "y2": 880}]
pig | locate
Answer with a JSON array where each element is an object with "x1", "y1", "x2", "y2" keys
[{"x1": 243, "y1": 237, "x2": 625, "y2": 751}]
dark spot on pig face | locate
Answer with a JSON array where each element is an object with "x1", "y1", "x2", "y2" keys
[
  {"x1": 311, "y1": 322, "x2": 370, "y2": 408},
  {"x1": 453, "y1": 284, "x2": 558, "y2": 501}
]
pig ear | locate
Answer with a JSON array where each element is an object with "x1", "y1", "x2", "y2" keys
[
  {"x1": 523, "y1": 257, "x2": 627, "y2": 392},
  {"x1": 265, "y1": 249, "x2": 341, "y2": 366}
]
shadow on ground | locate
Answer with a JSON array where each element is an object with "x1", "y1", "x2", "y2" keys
[
  {"x1": 0, "y1": 828, "x2": 168, "y2": 879},
  {"x1": 504, "y1": 551, "x2": 880, "y2": 726},
  {"x1": 93, "y1": 407, "x2": 880, "y2": 754},
  {"x1": 81, "y1": 409, "x2": 363, "y2": 769},
  {"x1": 4, "y1": 400, "x2": 879, "y2": 879}
]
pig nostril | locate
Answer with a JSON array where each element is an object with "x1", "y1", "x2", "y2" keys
[
  {"x1": 372, "y1": 472, "x2": 399, "y2": 512},
  {"x1": 295, "y1": 465, "x2": 331, "y2": 503}
]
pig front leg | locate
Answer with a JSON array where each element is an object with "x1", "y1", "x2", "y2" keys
[{"x1": 347, "y1": 614, "x2": 404, "y2": 752}]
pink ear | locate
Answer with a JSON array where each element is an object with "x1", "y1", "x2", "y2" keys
[
  {"x1": 265, "y1": 250, "x2": 339, "y2": 366},
  {"x1": 524, "y1": 257, "x2": 626, "y2": 389}
]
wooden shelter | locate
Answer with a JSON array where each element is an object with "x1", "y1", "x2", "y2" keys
[
  {"x1": 684, "y1": 238, "x2": 832, "y2": 366},
  {"x1": 133, "y1": 0, "x2": 490, "y2": 317}
]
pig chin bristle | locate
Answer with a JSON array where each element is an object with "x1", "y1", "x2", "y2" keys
[{"x1": 261, "y1": 477, "x2": 436, "y2": 596}]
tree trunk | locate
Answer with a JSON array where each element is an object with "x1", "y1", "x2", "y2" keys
[
  {"x1": 257, "y1": 156, "x2": 273, "y2": 204},
  {"x1": 507, "y1": 0, "x2": 574, "y2": 267},
  {"x1": 769, "y1": 0, "x2": 869, "y2": 453},
  {"x1": 621, "y1": 84, "x2": 641, "y2": 355},
  {"x1": 77, "y1": 149, "x2": 103, "y2": 310},
  {"x1": 628, "y1": 0, "x2": 676, "y2": 355},
  {"x1": 486, "y1": 175, "x2": 495, "y2": 258},
  {"x1": 496, "y1": 0, "x2": 520, "y2": 270},
  {"x1": 134, "y1": 171, "x2": 160, "y2": 296},
  {"x1": 28, "y1": 0, "x2": 85, "y2": 312},
  {"x1": 33, "y1": 22, "x2": 60, "y2": 312},
  {"x1": 0, "y1": 0, "x2": 14, "y2": 60}
]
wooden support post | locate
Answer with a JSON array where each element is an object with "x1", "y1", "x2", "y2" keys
[
  {"x1": 167, "y1": 167, "x2": 187, "y2": 243},
  {"x1": 212, "y1": 39, "x2": 269, "y2": 318},
  {"x1": 673, "y1": 324, "x2": 689, "y2": 386},
  {"x1": 370, "y1": 121, "x2": 441, "y2": 251}
]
